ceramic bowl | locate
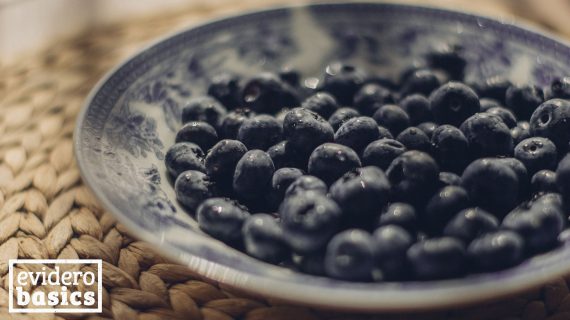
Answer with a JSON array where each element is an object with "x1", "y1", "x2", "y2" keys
[{"x1": 75, "y1": 2, "x2": 570, "y2": 311}]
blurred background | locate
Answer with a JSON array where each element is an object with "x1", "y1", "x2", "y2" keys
[{"x1": 2, "y1": 0, "x2": 570, "y2": 64}]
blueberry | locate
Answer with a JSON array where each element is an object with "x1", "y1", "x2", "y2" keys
[
  {"x1": 424, "y1": 186, "x2": 470, "y2": 235},
  {"x1": 461, "y1": 158, "x2": 519, "y2": 216},
  {"x1": 487, "y1": 107, "x2": 517, "y2": 128},
  {"x1": 429, "y1": 82, "x2": 480, "y2": 126},
  {"x1": 362, "y1": 138, "x2": 406, "y2": 170},
  {"x1": 242, "y1": 214, "x2": 288, "y2": 263},
  {"x1": 443, "y1": 208, "x2": 499, "y2": 243},
  {"x1": 322, "y1": 63, "x2": 366, "y2": 105},
  {"x1": 270, "y1": 168, "x2": 304, "y2": 204},
  {"x1": 278, "y1": 67, "x2": 301, "y2": 87},
  {"x1": 494, "y1": 157, "x2": 530, "y2": 201},
  {"x1": 372, "y1": 225, "x2": 413, "y2": 280},
  {"x1": 301, "y1": 92, "x2": 339, "y2": 119},
  {"x1": 267, "y1": 141, "x2": 304, "y2": 170},
  {"x1": 548, "y1": 77, "x2": 570, "y2": 99},
  {"x1": 165, "y1": 142, "x2": 205, "y2": 178},
  {"x1": 556, "y1": 153, "x2": 570, "y2": 203},
  {"x1": 373, "y1": 104, "x2": 410, "y2": 136},
  {"x1": 503, "y1": 201, "x2": 565, "y2": 252},
  {"x1": 531, "y1": 170, "x2": 558, "y2": 195},
  {"x1": 407, "y1": 237, "x2": 466, "y2": 279},
  {"x1": 399, "y1": 94, "x2": 432, "y2": 125},
  {"x1": 219, "y1": 108, "x2": 254, "y2": 139},
  {"x1": 377, "y1": 202, "x2": 418, "y2": 233},
  {"x1": 400, "y1": 69, "x2": 440, "y2": 97},
  {"x1": 284, "y1": 175, "x2": 327, "y2": 198},
  {"x1": 181, "y1": 96, "x2": 227, "y2": 127},
  {"x1": 324, "y1": 229, "x2": 375, "y2": 281},
  {"x1": 197, "y1": 197, "x2": 249, "y2": 243},
  {"x1": 530, "y1": 99, "x2": 570, "y2": 152},
  {"x1": 280, "y1": 192, "x2": 342, "y2": 253},
  {"x1": 396, "y1": 127, "x2": 430, "y2": 153},
  {"x1": 330, "y1": 166, "x2": 391, "y2": 228},
  {"x1": 467, "y1": 231, "x2": 524, "y2": 272},
  {"x1": 207, "y1": 73, "x2": 241, "y2": 110},
  {"x1": 335, "y1": 116, "x2": 380, "y2": 154},
  {"x1": 175, "y1": 121, "x2": 218, "y2": 151},
  {"x1": 511, "y1": 121, "x2": 531, "y2": 145},
  {"x1": 233, "y1": 150, "x2": 275, "y2": 201},
  {"x1": 328, "y1": 107, "x2": 360, "y2": 131},
  {"x1": 353, "y1": 83, "x2": 395, "y2": 116},
  {"x1": 479, "y1": 98, "x2": 502, "y2": 112},
  {"x1": 460, "y1": 113, "x2": 513, "y2": 157},
  {"x1": 426, "y1": 44, "x2": 467, "y2": 80},
  {"x1": 474, "y1": 76, "x2": 512, "y2": 104},
  {"x1": 505, "y1": 84, "x2": 544, "y2": 120},
  {"x1": 237, "y1": 114, "x2": 283, "y2": 150},
  {"x1": 386, "y1": 151, "x2": 439, "y2": 207},
  {"x1": 308, "y1": 143, "x2": 361, "y2": 185},
  {"x1": 431, "y1": 125, "x2": 469, "y2": 173},
  {"x1": 205, "y1": 139, "x2": 247, "y2": 186},
  {"x1": 175, "y1": 170, "x2": 215, "y2": 211},
  {"x1": 283, "y1": 107, "x2": 334, "y2": 155},
  {"x1": 242, "y1": 72, "x2": 300, "y2": 113},
  {"x1": 514, "y1": 137, "x2": 557, "y2": 175},
  {"x1": 377, "y1": 126, "x2": 394, "y2": 139},
  {"x1": 438, "y1": 171, "x2": 462, "y2": 188},
  {"x1": 417, "y1": 122, "x2": 438, "y2": 138}
]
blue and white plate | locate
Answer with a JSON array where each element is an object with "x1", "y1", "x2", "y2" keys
[{"x1": 75, "y1": 2, "x2": 570, "y2": 311}]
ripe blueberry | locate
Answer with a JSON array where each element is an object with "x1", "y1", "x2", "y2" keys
[
  {"x1": 400, "y1": 69, "x2": 440, "y2": 97},
  {"x1": 181, "y1": 96, "x2": 227, "y2": 127},
  {"x1": 514, "y1": 137, "x2": 557, "y2": 175},
  {"x1": 505, "y1": 84, "x2": 544, "y2": 121},
  {"x1": 531, "y1": 170, "x2": 558, "y2": 195},
  {"x1": 328, "y1": 107, "x2": 360, "y2": 131},
  {"x1": 443, "y1": 208, "x2": 499, "y2": 243},
  {"x1": 165, "y1": 142, "x2": 205, "y2": 178},
  {"x1": 530, "y1": 99, "x2": 570, "y2": 152},
  {"x1": 219, "y1": 108, "x2": 254, "y2": 139},
  {"x1": 301, "y1": 92, "x2": 339, "y2": 119},
  {"x1": 373, "y1": 104, "x2": 411, "y2": 136},
  {"x1": 237, "y1": 114, "x2": 283, "y2": 150},
  {"x1": 197, "y1": 197, "x2": 249, "y2": 243},
  {"x1": 284, "y1": 175, "x2": 327, "y2": 198},
  {"x1": 353, "y1": 83, "x2": 394, "y2": 116},
  {"x1": 377, "y1": 202, "x2": 418, "y2": 233},
  {"x1": 396, "y1": 127, "x2": 431, "y2": 153},
  {"x1": 335, "y1": 116, "x2": 380, "y2": 154},
  {"x1": 175, "y1": 170, "x2": 215, "y2": 211},
  {"x1": 386, "y1": 151, "x2": 439, "y2": 207},
  {"x1": 424, "y1": 186, "x2": 470, "y2": 235},
  {"x1": 280, "y1": 192, "x2": 342, "y2": 253},
  {"x1": 175, "y1": 121, "x2": 218, "y2": 151},
  {"x1": 207, "y1": 73, "x2": 241, "y2": 110},
  {"x1": 242, "y1": 72, "x2": 300, "y2": 113},
  {"x1": 308, "y1": 143, "x2": 361, "y2": 185},
  {"x1": 242, "y1": 214, "x2": 289, "y2": 263},
  {"x1": 461, "y1": 158, "x2": 519, "y2": 216},
  {"x1": 205, "y1": 139, "x2": 247, "y2": 186},
  {"x1": 330, "y1": 166, "x2": 391, "y2": 228},
  {"x1": 467, "y1": 231, "x2": 524, "y2": 272},
  {"x1": 460, "y1": 113, "x2": 513, "y2": 157},
  {"x1": 283, "y1": 107, "x2": 334, "y2": 155},
  {"x1": 233, "y1": 150, "x2": 275, "y2": 201},
  {"x1": 325, "y1": 229, "x2": 375, "y2": 281},
  {"x1": 431, "y1": 125, "x2": 469, "y2": 173},
  {"x1": 322, "y1": 63, "x2": 366, "y2": 105},
  {"x1": 429, "y1": 82, "x2": 480, "y2": 126},
  {"x1": 407, "y1": 237, "x2": 466, "y2": 279},
  {"x1": 372, "y1": 225, "x2": 413, "y2": 280},
  {"x1": 399, "y1": 94, "x2": 432, "y2": 125},
  {"x1": 362, "y1": 138, "x2": 406, "y2": 170}
]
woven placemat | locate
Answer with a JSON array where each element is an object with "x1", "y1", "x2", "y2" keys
[{"x1": 1, "y1": 2, "x2": 570, "y2": 319}]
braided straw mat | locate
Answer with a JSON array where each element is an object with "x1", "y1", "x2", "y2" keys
[{"x1": 1, "y1": 2, "x2": 570, "y2": 320}]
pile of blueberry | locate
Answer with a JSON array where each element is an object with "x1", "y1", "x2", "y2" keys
[{"x1": 166, "y1": 46, "x2": 570, "y2": 282}]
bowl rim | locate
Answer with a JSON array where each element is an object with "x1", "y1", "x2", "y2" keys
[{"x1": 74, "y1": 1, "x2": 570, "y2": 311}]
